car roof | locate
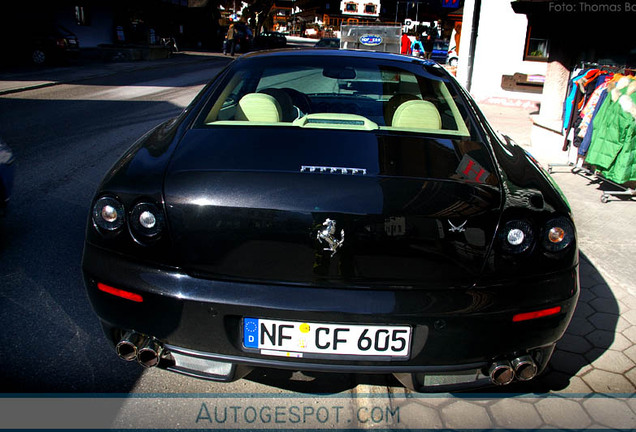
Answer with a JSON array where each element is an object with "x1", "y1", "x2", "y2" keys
[{"x1": 238, "y1": 48, "x2": 438, "y2": 66}]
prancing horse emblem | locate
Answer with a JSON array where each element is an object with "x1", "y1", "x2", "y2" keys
[
  {"x1": 448, "y1": 220, "x2": 467, "y2": 233},
  {"x1": 317, "y1": 219, "x2": 345, "y2": 256}
]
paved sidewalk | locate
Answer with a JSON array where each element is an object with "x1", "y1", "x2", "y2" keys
[{"x1": 2, "y1": 55, "x2": 635, "y2": 428}]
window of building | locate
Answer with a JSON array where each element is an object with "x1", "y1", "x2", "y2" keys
[
  {"x1": 364, "y1": 4, "x2": 377, "y2": 14},
  {"x1": 345, "y1": 2, "x2": 358, "y2": 13},
  {"x1": 524, "y1": 25, "x2": 549, "y2": 61}
]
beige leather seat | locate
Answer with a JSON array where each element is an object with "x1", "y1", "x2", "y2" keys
[
  {"x1": 258, "y1": 88, "x2": 296, "y2": 122},
  {"x1": 391, "y1": 100, "x2": 442, "y2": 129},
  {"x1": 384, "y1": 93, "x2": 418, "y2": 126},
  {"x1": 235, "y1": 93, "x2": 282, "y2": 122}
]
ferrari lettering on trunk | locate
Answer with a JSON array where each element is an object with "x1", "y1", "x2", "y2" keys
[{"x1": 243, "y1": 318, "x2": 411, "y2": 358}]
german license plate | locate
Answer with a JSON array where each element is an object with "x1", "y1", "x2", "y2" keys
[{"x1": 242, "y1": 318, "x2": 411, "y2": 359}]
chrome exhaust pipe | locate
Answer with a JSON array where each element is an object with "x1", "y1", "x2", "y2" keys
[
  {"x1": 137, "y1": 337, "x2": 163, "y2": 368},
  {"x1": 116, "y1": 331, "x2": 143, "y2": 362},
  {"x1": 511, "y1": 355, "x2": 537, "y2": 381},
  {"x1": 488, "y1": 361, "x2": 514, "y2": 385}
]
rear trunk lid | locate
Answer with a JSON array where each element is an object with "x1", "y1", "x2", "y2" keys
[{"x1": 163, "y1": 128, "x2": 501, "y2": 288}]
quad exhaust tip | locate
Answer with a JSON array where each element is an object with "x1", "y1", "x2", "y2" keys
[
  {"x1": 488, "y1": 355, "x2": 538, "y2": 385},
  {"x1": 116, "y1": 331, "x2": 143, "y2": 362},
  {"x1": 137, "y1": 338, "x2": 163, "y2": 368},
  {"x1": 488, "y1": 361, "x2": 515, "y2": 385},
  {"x1": 115, "y1": 331, "x2": 164, "y2": 368},
  {"x1": 512, "y1": 355, "x2": 538, "y2": 381}
]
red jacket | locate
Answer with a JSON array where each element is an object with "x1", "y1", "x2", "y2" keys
[{"x1": 401, "y1": 34, "x2": 411, "y2": 55}]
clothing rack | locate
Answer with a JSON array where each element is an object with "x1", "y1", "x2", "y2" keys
[
  {"x1": 547, "y1": 61, "x2": 636, "y2": 203},
  {"x1": 547, "y1": 163, "x2": 635, "y2": 203},
  {"x1": 577, "y1": 61, "x2": 635, "y2": 75}
]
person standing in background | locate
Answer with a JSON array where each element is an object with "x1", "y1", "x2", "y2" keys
[
  {"x1": 400, "y1": 32, "x2": 411, "y2": 55},
  {"x1": 411, "y1": 35, "x2": 424, "y2": 58},
  {"x1": 423, "y1": 34, "x2": 434, "y2": 59},
  {"x1": 226, "y1": 24, "x2": 236, "y2": 56}
]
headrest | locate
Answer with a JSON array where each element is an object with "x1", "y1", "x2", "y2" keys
[
  {"x1": 391, "y1": 100, "x2": 442, "y2": 129},
  {"x1": 258, "y1": 88, "x2": 296, "y2": 122},
  {"x1": 236, "y1": 93, "x2": 282, "y2": 122},
  {"x1": 384, "y1": 93, "x2": 419, "y2": 126}
]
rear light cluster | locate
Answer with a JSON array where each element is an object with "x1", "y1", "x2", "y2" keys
[
  {"x1": 499, "y1": 217, "x2": 574, "y2": 255},
  {"x1": 92, "y1": 197, "x2": 125, "y2": 231},
  {"x1": 500, "y1": 220, "x2": 534, "y2": 254},
  {"x1": 92, "y1": 195, "x2": 165, "y2": 243}
]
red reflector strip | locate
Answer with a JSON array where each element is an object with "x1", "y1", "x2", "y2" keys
[
  {"x1": 97, "y1": 282, "x2": 143, "y2": 303},
  {"x1": 513, "y1": 306, "x2": 561, "y2": 322}
]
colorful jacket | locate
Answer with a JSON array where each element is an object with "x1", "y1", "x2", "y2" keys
[
  {"x1": 585, "y1": 77, "x2": 636, "y2": 183},
  {"x1": 577, "y1": 77, "x2": 611, "y2": 139},
  {"x1": 410, "y1": 40, "x2": 424, "y2": 55}
]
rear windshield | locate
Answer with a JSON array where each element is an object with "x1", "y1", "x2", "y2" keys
[{"x1": 197, "y1": 55, "x2": 478, "y2": 139}]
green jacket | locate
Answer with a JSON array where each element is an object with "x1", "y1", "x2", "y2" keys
[{"x1": 585, "y1": 78, "x2": 636, "y2": 184}]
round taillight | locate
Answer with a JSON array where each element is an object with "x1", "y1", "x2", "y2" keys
[
  {"x1": 542, "y1": 217, "x2": 574, "y2": 252},
  {"x1": 92, "y1": 196, "x2": 125, "y2": 232},
  {"x1": 139, "y1": 210, "x2": 157, "y2": 229},
  {"x1": 507, "y1": 228, "x2": 525, "y2": 246},
  {"x1": 101, "y1": 205, "x2": 118, "y2": 223},
  {"x1": 500, "y1": 220, "x2": 534, "y2": 254},
  {"x1": 548, "y1": 227, "x2": 565, "y2": 243},
  {"x1": 130, "y1": 202, "x2": 164, "y2": 241}
]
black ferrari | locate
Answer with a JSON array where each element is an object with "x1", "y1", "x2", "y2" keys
[{"x1": 82, "y1": 49, "x2": 579, "y2": 392}]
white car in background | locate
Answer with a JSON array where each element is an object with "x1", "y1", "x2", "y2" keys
[{"x1": 447, "y1": 46, "x2": 458, "y2": 67}]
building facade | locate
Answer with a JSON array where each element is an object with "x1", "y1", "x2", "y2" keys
[
  {"x1": 456, "y1": 0, "x2": 547, "y2": 106},
  {"x1": 512, "y1": 0, "x2": 635, "y2": 162}
]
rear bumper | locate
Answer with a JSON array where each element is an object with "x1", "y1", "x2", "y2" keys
[
  {"x1": 153, "y1": 342, "x2": 556, "y2": 392},
  {"x1": 82, "y1": 243, "x2": 579, "y2": 389}
]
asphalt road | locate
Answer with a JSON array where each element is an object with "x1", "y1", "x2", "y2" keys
[{"x1": 0, "y1": 56, "x2": 400, "y2": 395}]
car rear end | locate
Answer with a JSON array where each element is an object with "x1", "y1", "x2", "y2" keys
[
  {"x1": 82, "y1": 51, "x2": 578, "y2": 391},
  {"x1": 55, "y1": 25, "x2": 80, "y2": 58}
]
